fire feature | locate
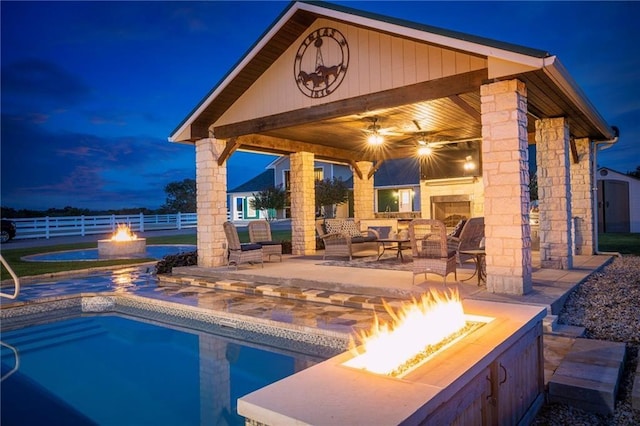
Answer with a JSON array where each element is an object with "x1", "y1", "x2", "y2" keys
[
  {"x1": 344, "y1": 289, "x2": 489, "y2": 377},
  {"x1": 97, "y1": 224, "x2": 146, "y2": 258},
  {"x1": 239, "y1": 300, "x2": 547, "y2": 425}
]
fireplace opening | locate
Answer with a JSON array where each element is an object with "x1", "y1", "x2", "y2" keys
[{"x1": 431, "y1": 195, "x2": 471, "y2": 228}]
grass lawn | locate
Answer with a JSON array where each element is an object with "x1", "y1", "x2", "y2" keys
[{"x1": 598, "y1": 233, "x2": 640, "y2": 255}]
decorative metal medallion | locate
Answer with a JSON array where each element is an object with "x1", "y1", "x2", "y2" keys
[{"x1": 294, "y1": 27, "x2": 349, "y2": 98}]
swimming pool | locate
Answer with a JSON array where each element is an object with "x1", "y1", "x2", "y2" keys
[
  {"x1": 22, "y1": 244, "x2": 196, "y2": 262},
  {"x1": 1, "y1": 313, "x2": 336, "y2": 425}
]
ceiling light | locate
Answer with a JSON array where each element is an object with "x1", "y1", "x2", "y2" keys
[
  {"x1": 417, "y1": 144, "x2": 433, "y2": 156},
  {"x1": 367, "y1": 131, "x2": 384, "y2": 145},
  {"x1": 463, "y1": 155, "x2": 476, "y2": 171}
]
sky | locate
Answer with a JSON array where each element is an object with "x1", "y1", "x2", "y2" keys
[{"x1": 2, "y1": 1, "x2": 639, "y2": 211}]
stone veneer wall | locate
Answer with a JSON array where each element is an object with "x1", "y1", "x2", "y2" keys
[
  {"x1": 570, "y1": 138, "x2": 594, "y2": 255},
  {"x1": 480, "y1": 79, "x2": 532, "y2": 295},
  {"x1": 290, "y1": 152, "x2": 316, "y2": 255},
  {"x1": 419, "y1": 178, "x2": 485, "y2": 219},
  {"x1": 196, "y1": 138, "x2": 228, "y2": 267},
  {"x1": 536, "y1": 117, "x2": 574, "y2": 269},
  {"x1": 353, "y1": 161, "x2": 375, "y2": 220}
]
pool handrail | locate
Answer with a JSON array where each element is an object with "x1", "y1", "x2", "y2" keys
[
  {"x1": 0, "y1": 341, "x2": 20, "y2": 381},
  {"x1": 0, "y1": 254, "x2": 20, "y2": 299}
]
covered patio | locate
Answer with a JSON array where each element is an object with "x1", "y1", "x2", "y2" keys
[{"x1": 169, "y1": 1, "x2": 617, "y2": 295}]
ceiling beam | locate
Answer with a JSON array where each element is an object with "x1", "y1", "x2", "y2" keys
[
  {"x1": 368, "y1": 160, "x2": 385, "y2": 179},
  {"x1": 235, "y1": 134, "x2": 370, "y2": 162},
  {"x1": 213, "y1": 68, "x2": 488, "y2": 139},
  {"x1": 217, "y1": 137, "x2": 240, "y2": 166}
]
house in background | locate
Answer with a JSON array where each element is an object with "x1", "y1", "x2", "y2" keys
[
  {"x1": 228, "y1": 156, "x2": 351, "y2": 221},
  {"x1": 229, "y1": 156, "x2": 483, "y2": 226},
  {"x1": 596, "y1": 167, "x2": 640, "y2": 233}
]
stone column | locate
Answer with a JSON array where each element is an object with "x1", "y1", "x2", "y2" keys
[
  {"x1": 196, "y1": 138, "x2": 228, "y2": 267},
  {"x1": 290, "y1": 152, "x2": 316, "y2": 255},
  {"x1": 480, "y1": 79, "x2": 532, "y2": 295},
  {"x1": 353, "y1": 161, "x2": 375, "y2": 220},
  {"x1": 570, "y1": 138, "x2": 594, "y2": 255},
  {"x1": 536, "y1": 117, "x2": 573, "y2": 269}
]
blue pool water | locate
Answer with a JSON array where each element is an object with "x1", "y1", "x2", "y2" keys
[
  {"x1": 1, "y1": 315, "x2": 323, "y2": 425},
  {"x1": 22, "y1": 244, "x2": 196, "y2": 262}
]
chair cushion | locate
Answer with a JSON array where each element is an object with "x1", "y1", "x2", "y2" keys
[
  {"x1": 368, "y1": 226, "x2": 391, "y2": 239},
  {"x1": 257, "y1": 241, "x2": 280, "y2": 246},
  {"x1": 449, "y1": 219, "x2": 467, "y2": 238},
  {"x1": 342, "y1": 220, "x2": 362, "y2": 237},
  {"x1": 240, "y1": 243, "x2": 262, "y2": 251},
  {"x1": 362, "y1": 235, "x2": 377, "y2": 242},
  {"x1": 325, "y1": 219, "x2": 342, "y2": 234}
]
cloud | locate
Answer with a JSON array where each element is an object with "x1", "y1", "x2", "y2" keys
[
  {"x1": 2, "y1": 59, "x2": 91, "y2": 110},
  {"x1": 1, "y1": 114, "x2": 194, "y2": 210}
]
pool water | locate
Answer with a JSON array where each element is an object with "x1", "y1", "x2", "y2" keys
[
  {"x1": 1, "y1": 315, "x2": 322, "y2": 425},
  {"x1": 22, "y1": 244, "x2": 196, "y2": 262}
]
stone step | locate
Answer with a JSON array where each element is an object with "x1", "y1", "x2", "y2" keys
[
  {"x1": 543, "y1": 315, "x2": 585, "y2": 337},
  {"x1": 548, "y1": 338, "x2": 626, "y2": 415}
]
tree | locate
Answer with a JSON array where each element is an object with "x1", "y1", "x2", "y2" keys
[
  {"x1": 162, "y1": 178, "x2": 196, "y2": 213},
  {"x1": 249, "y1": 186, "x2": 286, "y2": 221},
  {"x1": 315, "y1": 177, "x2": 349, "y2": 218},
  {"x1": 628, "y1": 166, "x2": 640, "y2": 179}
]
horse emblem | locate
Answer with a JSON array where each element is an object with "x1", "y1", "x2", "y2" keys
[{"x1": 293, "y1": 28, "x2": 349, "y2": 98}]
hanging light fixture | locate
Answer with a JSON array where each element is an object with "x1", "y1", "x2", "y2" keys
[
  {"x1": 417, "y1": 140, "x2": 433, "y2": 156},
  {"x1": 366, "y1": 117, "x2": 384, "y2": 145},
  {"x1": 463, "y1": 155, "x2": 476, "y2": 171}
]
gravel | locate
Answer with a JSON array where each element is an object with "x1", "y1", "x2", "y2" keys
[{"x1": 533, "y1": 255, "x2": 640, "y2": 425}]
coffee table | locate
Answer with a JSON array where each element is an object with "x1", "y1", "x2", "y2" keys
[
  {"x1": 460, "y1": 249, "x2": 486, "y2": 286},
  {"x1": 377, "y1": 238, "x2": 411, "y2": 262}
]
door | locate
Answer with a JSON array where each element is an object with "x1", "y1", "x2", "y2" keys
[
  {"x1": 234, "y1": 197, "x2": 244, "y2": 220},
  {"x1": 398, "y1": 189, "x2": 412, "y2": 213},
  {"x1": 598, "y1": 180, "x2": 630, "y2": 233}
]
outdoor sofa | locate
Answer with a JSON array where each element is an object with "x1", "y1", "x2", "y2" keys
[{"x1": 315, "y1": 218, "x2": 379, "y2": 260}]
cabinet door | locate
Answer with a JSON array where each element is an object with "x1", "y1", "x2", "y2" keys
[
  {"x1": 495, "y1": 324, "x2": 544, "y2": 425},
  {"x1": 424, "y1": 366, "x2": 493, "y2": 426}
]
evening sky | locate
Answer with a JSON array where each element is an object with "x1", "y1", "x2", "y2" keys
[{"x1": 2, "y1": 1, "x2": 638, "y2": 210}]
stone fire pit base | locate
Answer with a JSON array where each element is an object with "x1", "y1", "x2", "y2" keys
[{"x1": 98, "y1": 238, "x2": 147, "y2": 258}]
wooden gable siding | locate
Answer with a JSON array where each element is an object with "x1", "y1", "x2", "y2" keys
[{"x1": 214, "y1": 18, "x2": 486, "y2": 128}]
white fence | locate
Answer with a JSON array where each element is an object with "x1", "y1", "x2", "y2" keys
[{"x1": 5, "y1": 213, "x2": 197, "y2": 240}]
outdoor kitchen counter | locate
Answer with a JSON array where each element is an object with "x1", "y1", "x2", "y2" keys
[{"x1": 238, "y1": 299, "x2": 546, "y2": 425}]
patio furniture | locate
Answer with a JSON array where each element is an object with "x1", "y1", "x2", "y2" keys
[
  {"x1": 376, "y1": 237, "x2": 411, "y2": 262},
  {"x1": 459, "y1": 248, "x2": 486, "y2": 286},
  {"x1": 223, "y1": 221, "x2": 263, "y2": 269},
  {"x1": 248, "y1": 220, "x2": 283, "y2": 262},
  {"x1": 316, "y1": 219, "x2": 378, "y2": 260},
  {"x1": 448, "y1": 217, "x2": 485, "y2": 266},
  {"x1": 409, "y1": 219, "x2": 457, "y2": 285}
]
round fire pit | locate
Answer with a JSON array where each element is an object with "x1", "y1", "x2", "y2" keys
[{"x1": 97, "y1": 238, "x2": 147, "y2": 258}]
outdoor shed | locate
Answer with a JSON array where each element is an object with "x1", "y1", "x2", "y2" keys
[
  {"x1": 596, "y1": 167, "x2": 640, "y2": 233},
  {"x1": 169, "y1": 1, "x2": 617, "y2": 295}
]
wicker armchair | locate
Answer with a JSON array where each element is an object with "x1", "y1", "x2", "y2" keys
[
  {"x1": 409, "y1": 219, "x2": 457, "y2": 285},
  {"x1": 248, "y1": 220, "x2": 282, "y2": 262},
  {"x1": 223, "y1": 221, "x2": 263, "y2": 269},
  {"x1": 315, "y1": 219, "x2": 378, "y2": 260},
  {"x1": 448, "y1": 217, "x2": 485, "y2": 266}
]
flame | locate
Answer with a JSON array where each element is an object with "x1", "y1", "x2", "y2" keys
[
  {"x1": 344, "y1": 288, "x2": 466, "y2": 376},
  {"x1": 111, "y1": 224, "x2": 138, "y2": 241}
]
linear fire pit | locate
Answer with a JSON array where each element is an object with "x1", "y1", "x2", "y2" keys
[{"x1": 238, "y1": 299, "x2": 546, "y2": 425}]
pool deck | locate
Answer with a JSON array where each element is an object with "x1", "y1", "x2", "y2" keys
[{"x1": 1, "y1": 231, "x2": 616, "y2": 389}]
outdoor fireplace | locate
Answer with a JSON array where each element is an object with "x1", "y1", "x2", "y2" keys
[
  {"x1": 97, "y1": 224, "x2": 146, "y2": 258},
  {"x1": 238, "y1": 299, "x2": 545, "y2": 425},
  {"x1": 431, "y1": 194, "x2": 471, "y2": 227}
]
